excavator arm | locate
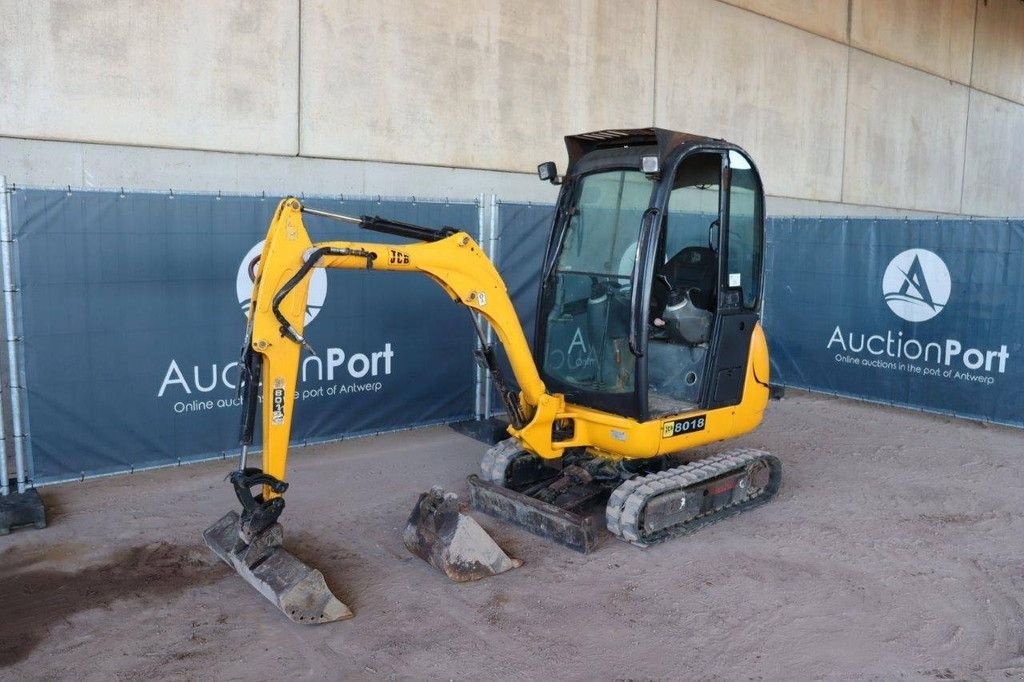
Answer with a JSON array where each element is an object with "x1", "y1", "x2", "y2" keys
[
  {"x1": 240, "y1": 198, "x2": 561, "y2": 502},
  {"x1": 207, "y1": 196, "x2": 557, "y2": 623}
]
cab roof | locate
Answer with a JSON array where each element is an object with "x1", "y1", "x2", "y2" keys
[{"x1": 564, "y1": 127, "x2": 718, "y2": 170}]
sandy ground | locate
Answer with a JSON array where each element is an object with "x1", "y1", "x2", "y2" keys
[{"x1": 0, "y1": 390, "x2": 1022, "y2": 681}]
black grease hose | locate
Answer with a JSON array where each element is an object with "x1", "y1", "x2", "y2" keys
[{"x1": 271, "y1": 246, "x2": 376, "y2": 345}]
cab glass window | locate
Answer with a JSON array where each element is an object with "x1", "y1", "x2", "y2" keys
[
  {"x1": 542, "y1": 170, "x2": 652, "y2": 394},
  {"x1": 725, "y1": 151, "x2": 761, "y2": 309}
]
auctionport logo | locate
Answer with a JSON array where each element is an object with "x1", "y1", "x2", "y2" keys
[
  {"x1": 882, "y1": 249, "x2": 950, "y2": 323},
  {"x1": 826, "y1": 245, "x2": 1010, "y2": 383},
  {"x1": 236, "y1": 241, "x2": 327, "y2": 325}
]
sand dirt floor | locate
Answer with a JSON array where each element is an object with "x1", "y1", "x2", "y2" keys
[{"x1": 0, "y1": 391, "x2": 1022, "y2": 681}]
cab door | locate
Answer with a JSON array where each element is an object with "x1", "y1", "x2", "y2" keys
[
  {"x1": 643, "y1": 151, "x2": 723, "y2": 417},
  {"x1": 643, "y1": 148, "x2": 764, "y2": 417},
  {"x1": 702, "y1": 149, "x2": 764, "y2": 409}
]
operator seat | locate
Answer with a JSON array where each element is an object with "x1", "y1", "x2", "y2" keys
[{"x1": 653, "y1": 246, "x2": 717, "y2": 312}]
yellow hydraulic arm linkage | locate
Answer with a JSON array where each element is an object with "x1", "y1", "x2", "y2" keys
[
  {"x1": 244, "y1": 198, "x2": 548, "y2": 491},
  {"x1": 205, "y1": 197, "x2": 559, "y2": 623}
]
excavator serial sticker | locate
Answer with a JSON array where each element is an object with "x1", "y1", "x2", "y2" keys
[
  {"x1": 272, "y1": 377, "x2": 286, "y2": 425},
  {"x1": 662, "y1": 415, "x2": 706, "y2": 438}
]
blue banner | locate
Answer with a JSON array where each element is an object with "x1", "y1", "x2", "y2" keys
[
  {"x1": 764, "y1": 217, "x2": 1024, "y2": 427},
  {"x1": 490, "y1": 203, "x2": 553, "y2": 411},
  {"x1": 11, "y1": 189, "x2": 479, "y2": 483}
]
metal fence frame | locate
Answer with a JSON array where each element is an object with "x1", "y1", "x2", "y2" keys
[
  {"x1": 1, "y1": 185, "x2": 1019, "y2": 493},
  {"x1": 0, "y1": 176, "x2": 20, "y2": 496}
]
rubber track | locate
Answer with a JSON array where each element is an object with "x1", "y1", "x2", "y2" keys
[
  {"x1": 479, "y1": 438, "x2": 529, "y2": 484},
  {"x1": 605, "y1": 448, "x2": 781, "y2": 547}
]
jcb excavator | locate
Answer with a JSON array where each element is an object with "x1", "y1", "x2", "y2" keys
[{"x1": 205, "y1": 128, "x2": 781, "y2": 623}]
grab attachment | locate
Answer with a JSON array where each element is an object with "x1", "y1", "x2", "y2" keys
[{"x1": 403, "y1": 487, "x2": 522, "y2": 582}]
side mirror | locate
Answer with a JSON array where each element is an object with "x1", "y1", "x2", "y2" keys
[{"x1": 537, "y1": 161, "x2": 560, "y2": 185}]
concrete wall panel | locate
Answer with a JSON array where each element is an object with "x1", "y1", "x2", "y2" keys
[
  {"x1": 655, "y1": 0, "x2": 848, "y2": 201},
  {"x1": 300, "y1": 0, "x2": 655, "y2": 172},
  {"x1": 843, "y1": 51, "x2": 968, "y2": 213},
  {"x1": 961, "y1": 91, "x2": 1024, "y2": 217},
  {"x1": 850, "y1": 0, "x2": 975, "y2": 83},
  {"x1": 0, "y1": 1, "x2": 299, "y2": 155},
  {"x1": 718, "y1": 0, "x2": 848, "y2": 42},
  {"x1": 971, "y1": 0, "x2": 1024, "y2": 105}
]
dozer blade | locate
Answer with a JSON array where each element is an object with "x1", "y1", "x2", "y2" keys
[
  {"x1": 204, "y1": 511, "x2": 353, "y2": 624},
  {"x1": 467, "y1": 475, "x2": 599, "y2": 554},
  {"x1": 403, "y1": 487, "x2": 522, "y2": 582}
]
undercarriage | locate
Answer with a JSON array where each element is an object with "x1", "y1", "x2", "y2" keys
[{"x1": 469, "y1": 439, "x2": 781, "y2": 553}]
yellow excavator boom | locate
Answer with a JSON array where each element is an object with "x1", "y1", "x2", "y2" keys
[{"x1": 248, "y1": 198, "x2": 546, "y2": 489}]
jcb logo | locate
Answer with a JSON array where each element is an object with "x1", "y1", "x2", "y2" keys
[{"x1": 388, "y1": 250, "x2": 410, "y2": 265}]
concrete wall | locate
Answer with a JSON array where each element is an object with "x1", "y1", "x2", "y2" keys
[
  {"x1": 0, "y1": 1, "x2": 299, "y2": 155},
  {"x1": 1, "y1": 0, "x2": 1022, "y2": 217},
  {"x1": 300, "y1": 0, "x2": 655, "y2": 170},
  {"x1": 850, "y1": 0, "x2": 976, "y2": 83},
  {"x1": 656, "y1": 0, "x2": 848, "y2": 203},
  {"x1": 843, "y1": 51, "x2": 969, "y2": 214}
]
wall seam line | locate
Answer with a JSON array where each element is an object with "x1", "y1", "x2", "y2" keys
[
  {"x1": 958, "y1": 89, "x2": 973, "y2": 214},
  {"x1": 296, "y1": 0, "x2": 303, "y2": 157},
  {"x1": 968, "y1": 0, "x2": 980, "y2": 88},
  {"x1": 713, "y1": 0, "x2": 847, "y2": 44},
  {"x1": 717, "y1": 0, "x2": 982, "y2": 87},
  {"x1": 846, "y1": 0, "x2": 852, "y2": 43},
  {"x1": 651, "y1": 0, "x2": 659, "y2": 126},
  {"x1": 839, "y1": 42, "x2": 852, "y2": 204},
  {"x1": 962, "y1": 85, "x2": 1024, "y2": 110}
]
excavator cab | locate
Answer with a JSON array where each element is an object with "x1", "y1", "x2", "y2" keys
[{"x1": 535, "y1": 129, "x2": 764, "y2": 423}]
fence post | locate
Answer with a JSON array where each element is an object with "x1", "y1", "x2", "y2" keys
[
  {"x1": 0, "y1": 176, "x2": 43, "y2": 534},
  {"x1": 483, "y1": 195, "x2": 499, "y2": 419},
  {"x1": 0, "y1": 175, "x2": 27, "y2": 494},
  {"x1": 0, "y1": 177, "x2": 9, "y2": 496},
  {"x1": 473, "y1": 193, "x2": 486, "y2": 419}
]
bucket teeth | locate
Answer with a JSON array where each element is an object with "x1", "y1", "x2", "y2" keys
[
  {"x1": 204, "y1": 511, "x2": 353, "y2": 624},
  {"x1": 403, "y1": 487, "x2": 522, "y2": 582}
]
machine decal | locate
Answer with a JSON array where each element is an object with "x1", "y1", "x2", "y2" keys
[
  {"x1": 388, "y1": 249, "x2": 410, "y2": 265},
  {"x1": 271, "y1": 377, "x2": 286, "y2": 425},
  {"x1": 662, "y1": 415, "x2": 707, "y2": 438}
]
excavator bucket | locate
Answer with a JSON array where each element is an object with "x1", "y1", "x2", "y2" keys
[
  {"x1": 204, "y1": 511, "x2": 353, "y2": 624},
  {"x1": 403, "y1": 487, "x2": 522, "y2": 582}
]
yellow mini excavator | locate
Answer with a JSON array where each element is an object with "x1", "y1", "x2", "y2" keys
[{"x1": 205, "y1": 128, "x2": 781, "y2": 623}]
